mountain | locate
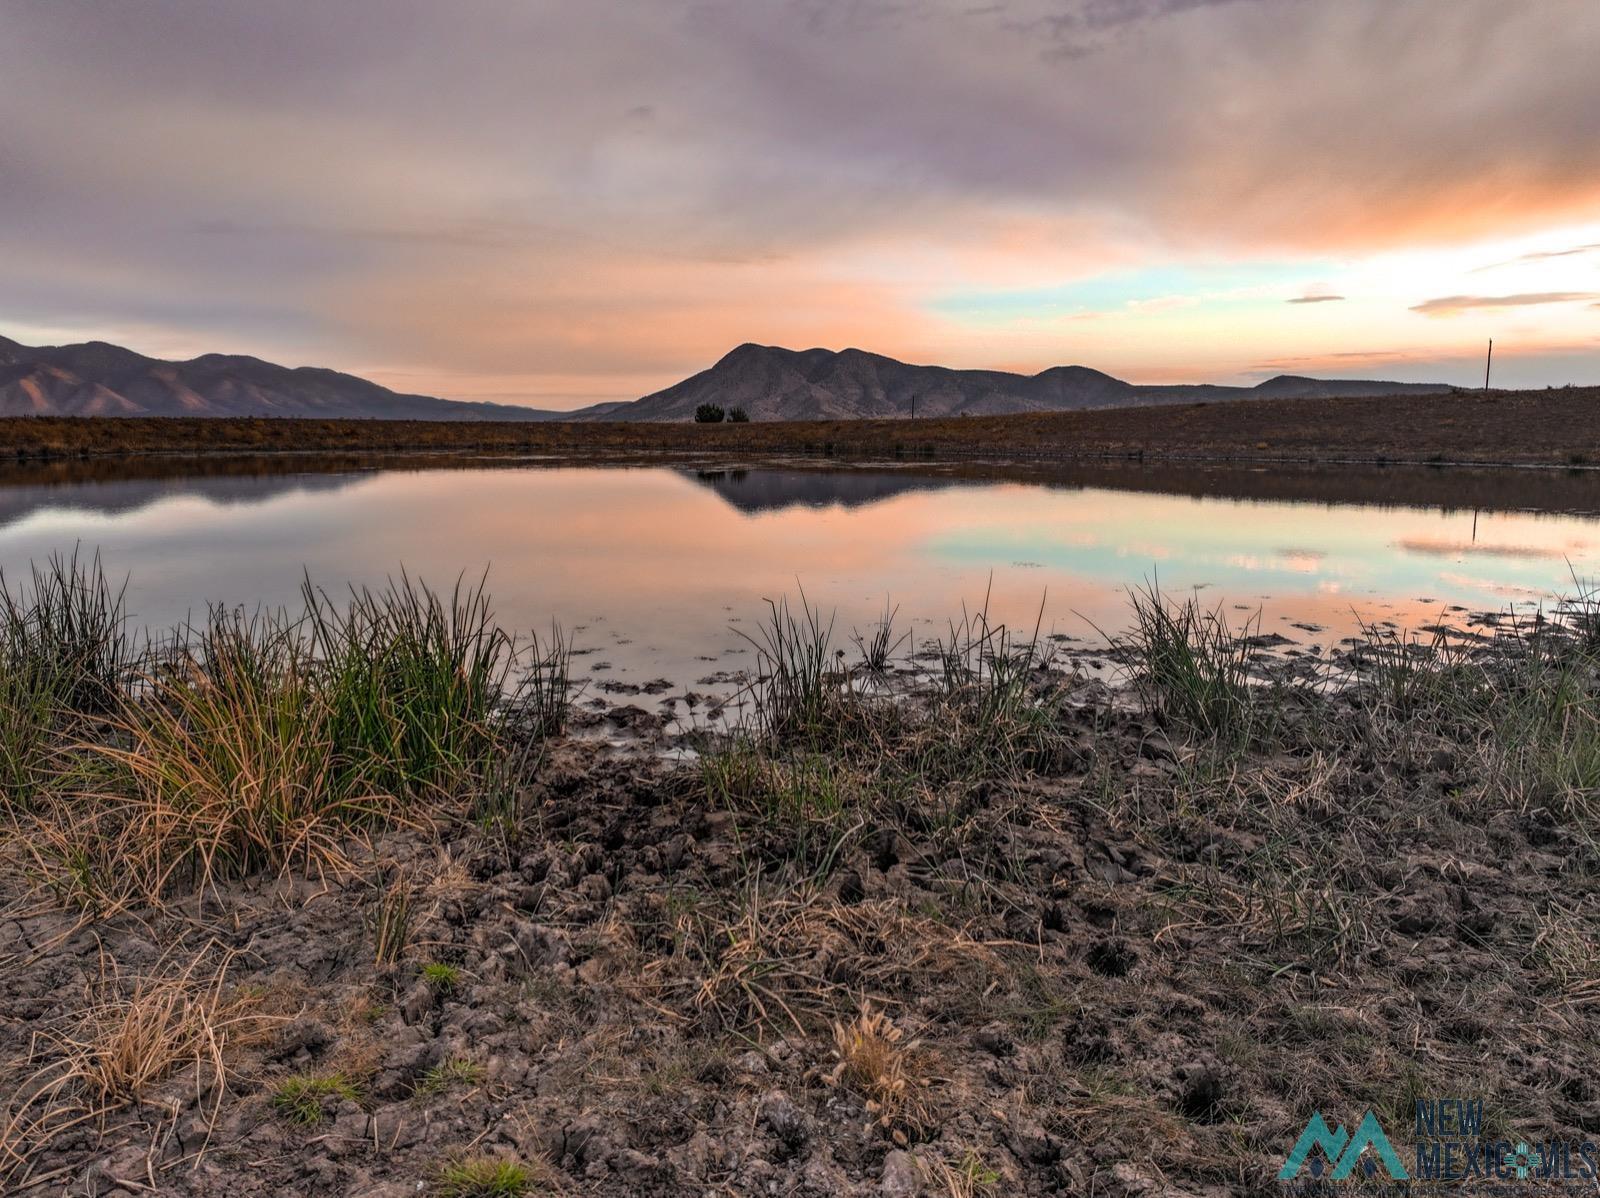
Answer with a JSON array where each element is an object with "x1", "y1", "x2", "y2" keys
[
  {"x1": 597, "y1": 343, "x2": 1452, "y2": 421},
  {"x1": 0, "y1": 334, "x2": 562, "y2": 420},
  {"x1": 0, "y1": 333, "x2": 1454, "y2": 422}
]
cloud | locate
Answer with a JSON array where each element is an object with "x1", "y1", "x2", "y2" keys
[
  {"x1": 1287, "y1": 295, "x2": 1344, "y2": 304},
  {"x1": 1410, "y1": 292, "x2": 1600, "y2": 316},
  {"x1": 1474, "y1": 242, "x2": 1600, "y2": 271},
  {"x1": 3, "y1": 0, "x2": 1600, "y2": 403}
]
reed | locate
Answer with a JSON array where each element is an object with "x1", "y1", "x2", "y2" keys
[
  {"x1": 305, "y1": 571, "x2": 512, "y2": 801},
  {"x1": 1119, "y1": 582, "x2": 1257, "y2": 744},
  {"x1": 0, "y1": 550, "x2": 131, "y2": 808}
]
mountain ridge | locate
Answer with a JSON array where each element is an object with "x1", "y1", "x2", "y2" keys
[
  {"x1": 0, "y1": 334, "x2": 1453, "y2": 422},
  {"x1": 597, "y1": 342, "x2": 1452, "y2": 421},
  {"x1": 0, "y1": 337, "x2": 564, "y2": 421}
]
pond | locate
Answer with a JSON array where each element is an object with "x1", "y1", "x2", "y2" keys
[{"x1": 1, "y1": 456, "x2": 1597, "y2": 704}]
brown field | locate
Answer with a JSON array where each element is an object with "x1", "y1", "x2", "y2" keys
[{"x1": 2, "y1": 384, "x2": 1599, "y2": 468}]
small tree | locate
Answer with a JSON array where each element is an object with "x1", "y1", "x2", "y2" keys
[
  {"x1": 694, "y1": 403, "x2": 725, "y2": 424},
  {"x1": 728, "y1": 407, "x2": 750, "y2": 423}
]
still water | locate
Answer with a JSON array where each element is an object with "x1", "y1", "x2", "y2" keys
[{"x1": 1, "y1": 458, "x2": 1597, "y2": 699}]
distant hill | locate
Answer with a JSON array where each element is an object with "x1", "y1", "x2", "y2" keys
[
  {"x1": 0, "y1": 334, "x2": 561, "y2": 420},
  {"x1": 597, "y1": 343, "x2": 1451, "y2": 421}
]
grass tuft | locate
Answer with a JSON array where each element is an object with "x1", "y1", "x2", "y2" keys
[
  {"x1": 422, "y1": 961, "x2": 462, "y2": 993},
  {"x1": 0, "y1": 549, "x2": 130, "y2": 808},
  {"x1": 435, "y1": 1156, "x2": 535, "y2": 1197},
  {"x1": 417, "y1": 1057, "x2": 487, "y2": 1096},
  {"x1": 87, "y1": 612, "x2": 366, "y2": 899},
  {"x1": 851, "y1": 599, "x2": 907, "y2": 676},
  {"x1": 828, "y1": 1001, "x2": 934, "y2": 1139},
  {"x1": 369, "y1": 866, "x2": 419, "y2": 966},
  {"x1": 271, "y1": 1072, "x2": 362, "y2": 1125},
  {"x1": 1, "y1": 943, "x2": 262, "y2": 1182},
  {"x1": 739, "y1": 591, "x2": 847, "y2": 746},
  {"x1": 1120, "y1": 582, "x2": 1258, "y2": 745}
]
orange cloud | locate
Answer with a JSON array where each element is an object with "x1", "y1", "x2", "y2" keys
[{"x1": 1411, "y1": 292, "x2": 1600, "y2": 316}]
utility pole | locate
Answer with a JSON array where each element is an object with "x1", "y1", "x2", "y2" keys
[
  {"x1": 910, "y1": 392, "x2": 917, "y2": 419},
  {"x1": 1484, "y1": 339, "x2": 1493, "y2": 391}
]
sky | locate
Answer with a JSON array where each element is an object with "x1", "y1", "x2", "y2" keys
[{"x1": 2, "y1": 0, "x2": 1599, "y2": 410}]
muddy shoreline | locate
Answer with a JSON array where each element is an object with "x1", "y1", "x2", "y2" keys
[{"x1": 5, "y1": 583, "x2": 1600, "y2": 1196}]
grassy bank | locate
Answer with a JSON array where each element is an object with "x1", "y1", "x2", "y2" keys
[
  {"x1": 4, "y1": 383, "x2": 1600, "y2": 469},
  {"x1": 3, "y1": 563, "x2": 1600, "y2": 1195}
]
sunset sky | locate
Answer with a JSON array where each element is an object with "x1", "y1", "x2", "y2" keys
[{"x1": 3, "y1": 0, "x2": 1598, "y2": 409}]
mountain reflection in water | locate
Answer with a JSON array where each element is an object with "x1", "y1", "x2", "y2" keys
[{"x1": 1, "y1": 454, "x2": 1597, "y2": 696}]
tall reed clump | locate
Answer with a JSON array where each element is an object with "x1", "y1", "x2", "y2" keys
[
  {"x1": 1120, "y1": 582, "x2": 1258, "y2": 746},
  {"x1": 708, "y1": 588, "x2": 1070, "y2": 877},
  {"x1": 305, "y1": 572, "x2": 513, "y2": 801},
  {"x1": 516, "y1": 622, "x2": 573, "y2": 740},
  {"x1": 12, "y1": 572, "x2": 569, "y2": 909},
  {"x1": 0, "y1": 550, "x2": 131, "y2": 809},
  {"x1": 740, "y1": 593, "x2": 852, "y2": 747},
  {"x1": 1349, "y1": 592, "x2": 1600, "y2": 838},
  {"x1": 1349, "y1": 620, "x2": 1491, "y2": 733},
  {"x1": 923, "y1": 596, "x2": 1064, "y2": 779},
  {"x1": 851, "y1": 600, "x2": 908, "y2": 677},
  {"x1": 81, "y1": 607, "x2": 369, "y2": 900}
]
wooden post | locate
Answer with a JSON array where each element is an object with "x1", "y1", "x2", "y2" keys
[{"x1": 1484, "y1": 339, "x2": 1493, "y2": 391}]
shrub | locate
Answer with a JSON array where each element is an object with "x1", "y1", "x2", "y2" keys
[
  {"x1": 728, "y1": 407, "x2": 750, "y2": 422},
  {"x1": 694, "y1": 403, "x2": 726, "y2": 423}
]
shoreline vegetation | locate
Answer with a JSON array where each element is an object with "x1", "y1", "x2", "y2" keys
[
  {"x1": 4, "y1": 383, "x2": 1600, "y2": 472},
  {"x1": 4, "y1": 559, "x2": 1600, "y2": 1194}
]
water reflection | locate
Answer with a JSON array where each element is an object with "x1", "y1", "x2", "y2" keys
[
  {"x1": 685, "y1": 467, "x2": 974, "y2": 513},
  {"x1": 0, "y1": 470, "x2": 362, "y2": 530},
  {"x1": 682, "y1": 460, "x2": 1600, "y2": 518},
  {"x1": 0, "y1": 457, "x2": 1596, "y2": 704}
]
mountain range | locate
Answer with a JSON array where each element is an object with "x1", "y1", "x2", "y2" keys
[
  {"x1": 618, "y1": 343, "x2": 1451, "y2": 421},
  {"x1": 0, "y1": 334, "x2": 1451, "y2": 422},
  {"x1": 0, "y1": 333, "x2": 546, "y2": 421}
]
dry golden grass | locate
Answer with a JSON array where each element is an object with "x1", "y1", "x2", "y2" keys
[
  {"x1": 827, "y1": 1002, "x2": 935, "y2": 1142},
  {"x1": 652, "y1": 876, "x2": 1008, "y2": 1040},
  {"x1": 921, "y1": 1149, "x2": 1004, "y2": 1197},
  {"x1": 368, "y1": 864, "x2": 421, "y2": 966},
  {"x1": 88, "y1": 655, "x2": 375, "y2": 898},
  {"x1": 1, "y1": 941, "x2": 267, "y2": 1185}
]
